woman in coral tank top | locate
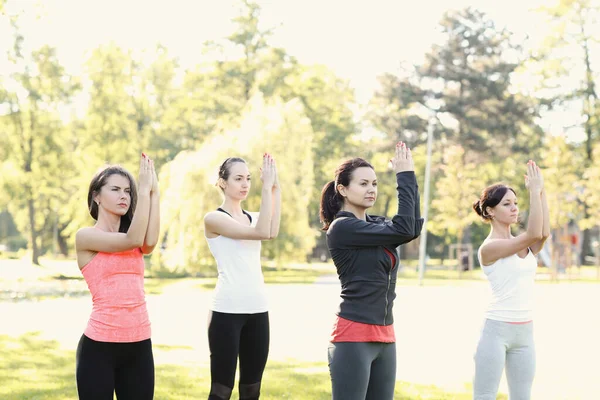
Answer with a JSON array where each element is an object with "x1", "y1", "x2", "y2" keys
[{"x1": 75, "y1": 153, "x2": 160, "y2": 400}]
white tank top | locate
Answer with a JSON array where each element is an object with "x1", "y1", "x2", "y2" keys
[
  {"x1": 206, "y1": 212, "x2": 268, "y2": 313},
  {"x1": 478, "y1": 243, "x2": 537, "y2": 322}
]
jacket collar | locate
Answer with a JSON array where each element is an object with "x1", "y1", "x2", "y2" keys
[{"x1": 335, "y1": 210, "x2": 376, "y2": 222}]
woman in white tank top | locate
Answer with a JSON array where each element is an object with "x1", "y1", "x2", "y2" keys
[
  {"x1": 471, "y1": 160, "x2": 550, "y2": 400},
  {"x1": 203, "y1": 154, "x2": 281, "y2": 400}
]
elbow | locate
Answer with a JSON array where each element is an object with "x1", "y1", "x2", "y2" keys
[
  {"x1": 145, "y1": 236, "x2": 159, "y2": 248},
  {"x1": 528, "y1": 232, "x2": 543, "y2": 242},
  {"x1": 141, "y1": 245, "x2": 156, "y2": 255},
  {"x1": 257, "y1": 229, "x2": 271, "y2": 240},
  {"x1": 129, "y1": 237, "x2": 145, "y2": 249}
]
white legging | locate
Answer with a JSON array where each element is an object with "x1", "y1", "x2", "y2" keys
[{"x1": 473, "y1": 319, "x2": 536, "y2": 400}]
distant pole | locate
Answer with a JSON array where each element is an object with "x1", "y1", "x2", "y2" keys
[{"x1": 417, "y1": 114, "x2": 435, "y2": 286}]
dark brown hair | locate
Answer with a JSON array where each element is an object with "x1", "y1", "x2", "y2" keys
[
  {"x1": 319, "y1": 158, "x2": 374, "y2": 230},
  {"x1": 472, "y1": 183, "x2": 516, "y2": 222},
  {"x1": 87, "y1": 165, "x2": 137, "y2": 233}
]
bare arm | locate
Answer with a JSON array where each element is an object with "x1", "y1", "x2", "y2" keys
[
  {"x1": 76, "y1": 155, "x2": 153, "y2": 254},
  {"x1": 530, "y1": 188, "x2": 550, "y2": 255},
  {"x1": 480, "y1": 161, "x2": 543, "y2": 265},
  {"x1": 141, "y1": 160, "x2": 161, "y2": 254},
  {"x1": 142, "y1": 191, "x2": 160, "y2": 254},
  {"x1": 269, "y1": 162, "x2": 281, "y2": 238}
]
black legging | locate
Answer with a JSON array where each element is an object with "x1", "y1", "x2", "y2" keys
[
  {"x1": 76, "y1": 334, "x2": 154, "y2": 400},
  {"x1": 208, "y1": 311, "x2": 270, "y2": 400}
]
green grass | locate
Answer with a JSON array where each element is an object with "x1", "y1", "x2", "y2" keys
[{"x1": 0, "y1": 333, "x2": 491, "y2": 400}]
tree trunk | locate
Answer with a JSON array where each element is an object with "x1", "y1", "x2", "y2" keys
[
  {"x1": 28, "y1": 197, "x2": 40, "y2": 265},
  {"x1": 579, "y1": 15, "x2": 597, "y2": 265},
  {"x1": 57, "y1": 232, "x2": 69, "y2": 257}
]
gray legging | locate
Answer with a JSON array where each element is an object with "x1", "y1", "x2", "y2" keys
[
  {"x1": 327, "y1": 342, "x2": 396, "y2": 400},
  {"x1": 473, "y1": 319, "x2": 536, "y2": 400}
]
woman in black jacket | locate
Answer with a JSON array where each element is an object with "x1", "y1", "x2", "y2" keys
[{"x1": 320, "y1": 142, "x2": 423, "y2": 400}]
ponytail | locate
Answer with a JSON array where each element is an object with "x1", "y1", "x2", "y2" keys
[{"x1": 320, "y1": 180, "x2": 342, "y2": 231}]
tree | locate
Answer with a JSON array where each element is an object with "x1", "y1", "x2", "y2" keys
[
  {"x1": 428, "y1": 145, "x2": 483, "y2": 257},
  {"x1": 540, "y1": 135, "x2": 584, "y2": 272},
  {"x1": 535, "y1": 0, "x2": 600, "y2": 263},
  {"x1": 0, "y1": 14, "x2": 79, "y2": 264},
  {"x1": 158, "y1": 94, "x2": 316, "y2": 273},
  {"x1": 368, "y1": 8, "x2": 541, "y2": 160},
  {"x1": 579, "y1": 142, "x2": 600, "y2": 246}
]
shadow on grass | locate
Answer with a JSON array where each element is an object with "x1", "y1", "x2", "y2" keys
[{"x1": 0, "y1": 333, "x2": 502, "y2": 400}]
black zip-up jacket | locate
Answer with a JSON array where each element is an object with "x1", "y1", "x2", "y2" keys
[{"x1": 326, "y1": 171, "x2": 424, "y2": 326}]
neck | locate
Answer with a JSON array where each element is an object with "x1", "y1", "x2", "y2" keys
[
  {"x1": 95, "y1": 211, "x2": 122, "y2": 232},
  {"x1": 221, "y1": 198, "x2": 244, "y2": 215},
  {"x1": 341, "y1": 204, "x2": 367, "y2": 221},
  {"x1": 489, "y1": 222, "x2": 512, "y2": 239}
]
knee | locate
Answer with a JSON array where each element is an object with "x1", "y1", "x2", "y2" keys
[
  {"x1": 209, "y1": 382, "x2": 233, "y2": 400},
  {"x1": 239, "y1": 382, "x2": 261, "y2": 400}
]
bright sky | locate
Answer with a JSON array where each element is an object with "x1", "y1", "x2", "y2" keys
[{"x1": 4, "y1": 0, "x2": 588, "y2": 141}]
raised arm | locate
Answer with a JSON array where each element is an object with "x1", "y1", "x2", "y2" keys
[
  {"x1": 269, "y1": 159, "x2": 281, "y2": 239},
  {"x1": 204, "y1": 154, "x2": 275, "y2": 240},
  {"x1": 480, "y1": 161, "x2": 544, "y2": 265},
  {"x1": 530, "y1": 167, "x2": 550, "y2": 255},
  {"x1": 142, "y1": 158, "x2": 161, "y2": 254},
  {"x1": 412, "y1": 174, "x2": 424, "y2": 241},
  {"x1": 76, "y1": 155, "x2": 153, "y2": 254}
]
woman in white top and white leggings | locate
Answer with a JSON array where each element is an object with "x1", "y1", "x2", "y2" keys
[
  {"x1": 472, "y1": 160, "x2": 550, "y2": 400},
  {"x1": 203, "y1": 154, "x2": 281, "y2": 400}
]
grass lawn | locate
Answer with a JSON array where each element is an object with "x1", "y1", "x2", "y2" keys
[
  {"x1": 195, "y1": 267, "x2": 330, "y2": 290},
  {"x1": 0, "y1": 332, "x2": 489, "y2": 400}
]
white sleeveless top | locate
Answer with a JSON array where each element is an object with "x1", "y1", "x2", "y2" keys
[
  {"x1": 206, "y1": 212, "x2": 268, "y2": 313},
  {"x1": 478, "y1": 243, "x2": 537, "y2": 322}
]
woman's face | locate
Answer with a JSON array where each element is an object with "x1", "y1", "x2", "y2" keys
[
  {"x1": 95, "y1": 174, "x2": 131, "y2": 217},
  {"x1": 338, "y1": 167, "x2": 377, "y2": 210},
  {"x1": 489, "y1": 190, "x2": 519, "y2": 225},
  {"x1": 222, "y1": 162, "x2": 251, "y2": 201}
]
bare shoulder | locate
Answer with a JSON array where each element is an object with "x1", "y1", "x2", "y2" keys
[
  {"x1": 75, "y1": 228, "x2": 97, "y2": 269},
  {"x1": 204, "y1": 211, "x2": 227, "y2": 223},
  {"x1": 75, "y1": 227, "x2": 94, "y2": 246},
  {"x1": 76, "y1": 226, "x2": 94, "y2": 237}
]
